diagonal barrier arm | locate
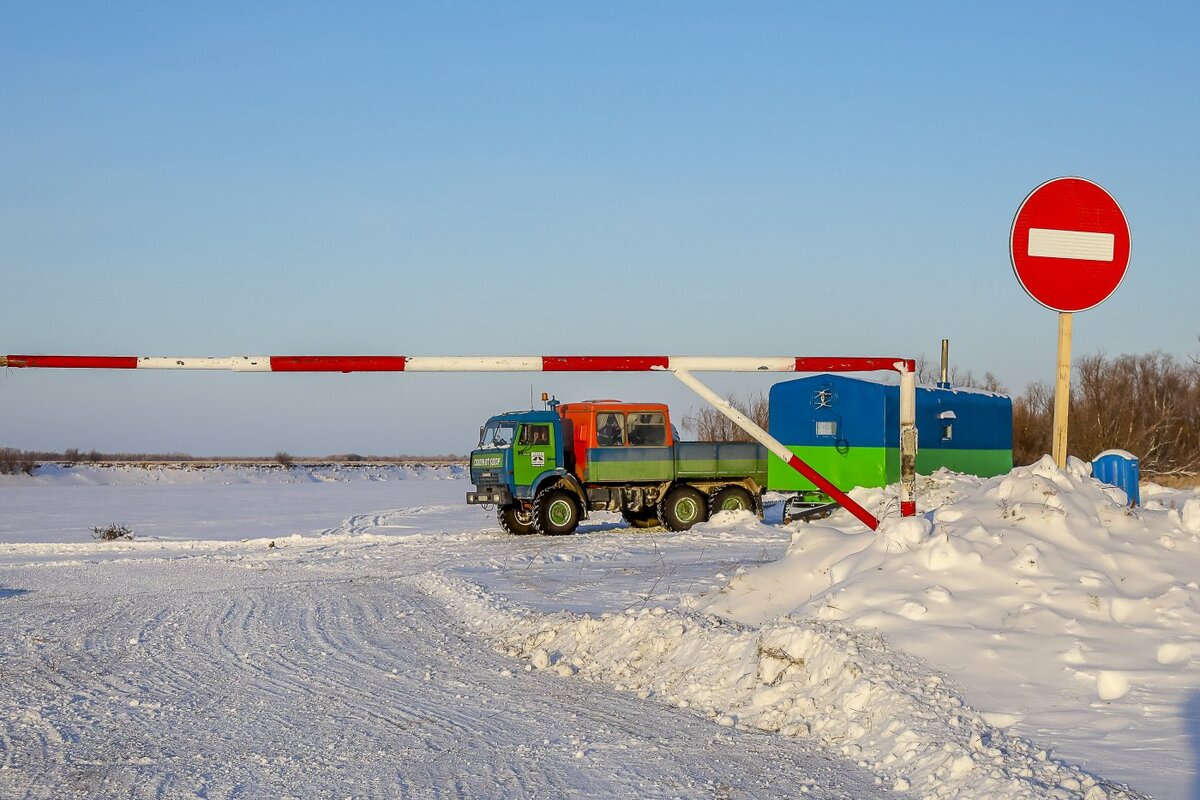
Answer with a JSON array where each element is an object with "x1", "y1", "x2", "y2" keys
[{"x1": 671, "y1": 368, "x2": 882, "y2": 530}]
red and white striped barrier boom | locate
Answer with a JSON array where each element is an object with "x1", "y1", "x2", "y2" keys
[
  {"x1": 3, "y1": 353, "x2": 919, "y2": 528},
  {"x1": 2, "y1": 355, "x2": 910, "y2": 373}
]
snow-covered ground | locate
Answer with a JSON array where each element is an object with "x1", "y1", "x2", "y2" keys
[{"x1": 1, "y1": 462, "x2": 1195, "y2": 798}]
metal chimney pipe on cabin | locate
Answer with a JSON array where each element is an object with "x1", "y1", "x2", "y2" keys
[{"x1": 939, "y1": 339, "x2": 950, "y2": 388}]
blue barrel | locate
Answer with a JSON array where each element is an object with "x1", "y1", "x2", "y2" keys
[{"x1": 1091, "y1": 449, "x2": 1140, "y2": 507}]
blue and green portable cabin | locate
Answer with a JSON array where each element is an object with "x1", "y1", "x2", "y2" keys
[{"x1": 766, "y1": 374, "x2": 1013, "y2": 495}]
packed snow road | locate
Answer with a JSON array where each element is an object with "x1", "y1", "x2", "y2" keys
[{"x1": 0, "y1": 538, "x2": 886, "y2": 799}]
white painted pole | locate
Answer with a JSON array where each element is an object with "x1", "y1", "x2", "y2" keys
[{"x1": 898, "y1": 366, "x2": 917, "y2": 517}]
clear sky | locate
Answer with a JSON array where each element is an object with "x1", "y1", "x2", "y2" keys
[{"x1": 2, "y1": 2, "x2": 1197, "y2": 456}]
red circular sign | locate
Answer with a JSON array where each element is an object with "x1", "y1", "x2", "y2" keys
[{"x1": 1010, "y1": 177, "x2": 1131, "y2": 312}]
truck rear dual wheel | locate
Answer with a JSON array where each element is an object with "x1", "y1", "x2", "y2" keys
[
  {"x1": 532, "y1": 488, "x2": 581, "y2": 536},
  {"x1": 709, "y1": 486, "x2": 757, "y2": 517},
  {"x1": 498, "y1": 505, "x2": 536, "y2": 536},
  {"x1": 658, "y1": 485, "x2": 709, "y2": 532}
]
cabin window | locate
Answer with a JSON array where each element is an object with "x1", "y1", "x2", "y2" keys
[
  {"x1": 938, "y1": 409, "x2": 956, "y2": 441},
  {"x1": 815, "y1": 420, "x2": 838, "y2": 437},
  {"x1": 628, "y1": 412, "x2": 666, "y2": 446},
  {"x1": 596, "y1": 412, "x2": 626, "y2": 447}
]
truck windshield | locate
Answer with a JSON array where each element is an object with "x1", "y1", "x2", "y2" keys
[{"x1": 479, "y1": 421, "x2": 517, "y2": 449}]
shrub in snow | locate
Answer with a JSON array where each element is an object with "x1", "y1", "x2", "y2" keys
[
  {"x1": 0, "y1": 448, "x2": 37, "y2": 475},
  {"x1": 91, "y1": 524, "x2": 134, "y2": 541}
]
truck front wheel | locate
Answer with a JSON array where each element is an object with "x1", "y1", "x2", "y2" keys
[
  {"x1": 533, "y1": 488, "x2": 580, "y2": 536},
  {"x1": 659, "y1": 486, "x2": 709, "y2": 532},
  {"x1": 498, "y1": 505, "x2": 536, "y2": 536}
]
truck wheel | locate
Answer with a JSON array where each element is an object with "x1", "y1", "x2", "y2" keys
[
  {"x1": 621, "y1": 508, "x2": 660, "y2": 529},
  {"x1": 709, "y1": 486, "x2": 758, "y2": 517},
  {"x1": 498, "y1": 505, "x2": 536, "y2": 535},
  {"x1": 659, "y1": 486, "x2": 708, "y2": 532},
  {"x1": 533, "y1": 488, "x2": 580, "y2": 536}
]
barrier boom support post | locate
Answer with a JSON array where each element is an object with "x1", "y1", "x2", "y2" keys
[
  {"x1": 3, "y1": 352, "x2": 919, "y2": 526},
  {"x1": 899, "y1": 364, "x2": 917, "y2": 518}
]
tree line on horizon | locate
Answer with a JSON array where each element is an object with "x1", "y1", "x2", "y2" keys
[{"x1": 0, "y1": 449, "x2": 467, "y2": 475}]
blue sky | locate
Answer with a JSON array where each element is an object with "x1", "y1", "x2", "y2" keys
[{"x1": 2, "y1": 3, "x2": 1197, "y2": 456}]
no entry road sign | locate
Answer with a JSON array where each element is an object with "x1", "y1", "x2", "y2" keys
[{"x1": 1010, "y1": 177, "x2": 1131, "y2": 313}]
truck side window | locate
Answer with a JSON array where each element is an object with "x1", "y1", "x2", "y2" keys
[
  {"x1": 596, "y1": 413, "x2": 625, "y2": 446},
  {"x1": 519, "y1": 424, "x2": 551, "y2": 446},
  {"x1": 628, "y1": 412, "x2": 666, "y2": 446}
]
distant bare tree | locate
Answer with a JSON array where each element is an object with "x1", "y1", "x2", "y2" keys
[
  {"x1": 1012, "y1": 381, "x2": 1053, "y2": 466},
  {"x1": 952, "y1": 369, "x2": 1006, "y2": 393},
  {"x1": 1011, "y1": 351, "x2": 1200, "y2": 475},
  {"x1": 914, "y1": 353, "x2": 1006, "y2": 393},
  {"x1": 683, "y1": 392, "x2": 769, "y2": 442},
  {"x1": 0, "y1": 449, "x2": 20, "y2": 475},
  {"x1": 1071, "y1": 352, "x2": 1200, "y2": 475},
  {"x1": 914, "y1": 354, "x2": 937, "y2": 384},
  {"x1": 275, "y1": 451, "x2": 294, "y2": 468}
]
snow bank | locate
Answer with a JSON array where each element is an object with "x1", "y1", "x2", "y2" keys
[
  {"x1": 696, "y1": 456, "x2": 1200, "y2": 797},
  {"x1": 416, "y1": 572, "x2": 1142, "y2": 800}
]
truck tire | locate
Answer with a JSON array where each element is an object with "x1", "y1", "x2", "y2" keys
[
  {"x1": 658, "y1": 485, "x2": 708, "y2": 532},
  {"x1": 709, "y1": 486, "x2": 757, "y2": 517},
  {"x1": 621, "y1": 508, "x2": 660, "y2": 529},
  {"x1": 498, "y1": 505, "x2": 536, "y2": 535},
  {"x1": 533, "y1": 488, "x2": 580, "y2": 536}
]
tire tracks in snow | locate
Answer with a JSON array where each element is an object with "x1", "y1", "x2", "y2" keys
[{"x1": 0, "y1": 549, "x2": 891, "y2": 799}]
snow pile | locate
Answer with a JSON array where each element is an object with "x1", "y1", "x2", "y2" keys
[
  {"x1": 416, "y1": 572, "x2": 1142, "y2": 800},
  {"x1": 0, "y1": 462, "x2": 465, "y2": 486},
  {"x1": 695, "y1": 456, "x2": 1200, "y2": 796}
]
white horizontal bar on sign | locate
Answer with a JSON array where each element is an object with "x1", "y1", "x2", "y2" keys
[
  {"x1": 403, "y1": 356, "x2": 543, "y2": 371},
  {"x1": 136, "y1": 357, "x2": 270, "y2": 371},
  {"x1": 668, "y1": 356, "x2": 797, "y2": 372},
  {"x1": 1027, "y1": 228, "x2": 1115, "y2": 262}
]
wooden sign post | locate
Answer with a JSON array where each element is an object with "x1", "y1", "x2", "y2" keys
[{"x1": 1052, "y1": 312, "x2": 1072, "y2": 467}]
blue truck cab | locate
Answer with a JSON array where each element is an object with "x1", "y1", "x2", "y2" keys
[{"x1": 467, "y1": 409, "x2": 568, "y2": 509}]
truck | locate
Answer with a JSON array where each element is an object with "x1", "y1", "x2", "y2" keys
[{"x1": 467, "y1": 398, "x2": 768, "y2": 535}]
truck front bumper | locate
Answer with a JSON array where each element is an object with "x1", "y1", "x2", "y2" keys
[{"x1": 467, "y1": 487, "x2": 513, "y2": 506}]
